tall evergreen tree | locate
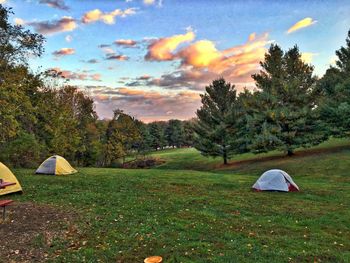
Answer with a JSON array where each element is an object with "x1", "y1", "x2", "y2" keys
[
  {"x1": 245, "y1": 44, "x2": 326, "y2": 155},
  {"x1": 165, "y1": 119, "x2": 184, "y2": 148},
  {"x1": 194, "y1": 78, "x2": 241, "y2": 164},
  {"x1": 183, "y1": 119, "x2": 195, "y2": 147},
  {"x1": 318, "y1": 29, "x2": 350, "y2": 137}
]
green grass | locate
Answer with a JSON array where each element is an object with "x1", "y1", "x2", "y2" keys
[{"x1": 8, "y1": 138, "x2": 350, "y2": 262}]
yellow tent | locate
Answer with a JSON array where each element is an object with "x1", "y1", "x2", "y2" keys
[
  {"x1": 0, "y1": 162, "x2": 23, "y2": 196},
  {"x1": 36, "y1": 155, "x2": 77, "y2": 175}
]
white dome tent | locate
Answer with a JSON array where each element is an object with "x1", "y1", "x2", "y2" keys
[{"x1": 252, "y1": 169, "x2": 299, "y2": 192}]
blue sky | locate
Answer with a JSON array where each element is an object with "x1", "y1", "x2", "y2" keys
[{"x1": 3, "y1": 0, "x2": 350, "y2": 121}]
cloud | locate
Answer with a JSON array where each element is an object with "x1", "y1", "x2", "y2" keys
[
  {"x1": 138, "y1": 75, "x2": 151, "y2": 80},
  {"x1": 52, "y1": 47, "x2": 75, "y2": 57},
  {"x1": 141, "y1": 32, "x2": 271, "y2": 91},
  {"x1": 81, "y1": 8, "x2": 137, "y2": 25},
  {"x1": 28, "y1": 16, "x2": 77, "y2": 35},
  {"x1": 0, "y1": 0, "x2": 7, "y2": 3},
  {"x1": 49, "y1": 67, "x2": 102, "y2": 82},
  {"x1": 329, "y1": 55, "x2": 338, "y2": 66},
  {"x1": 65, "y1": 35, "x2": 73, "y2": 42},
  {"x1": 287, "y1": 17, "x2": 317, "y2": 34},
  {"x1": 91, "y1": 74, "x2": 102, "y2": 81},
  {"x1": 143, "y1": 0, "x2": 162, "y2": 7},
  {"x1": 82, "y1": 86, "x2": 202, "y2": 121},
  {"x1": 14, "y1": 18, "x2": 25, "y2": 25},
  {"x1": 301, "y1": 52, "x2": 318, "y2": 63},
  {"x1": 39, "y1": 0, "x2": 69, "y2": 11},
  {"x1": 177, "y1": 40, "x2": 222, "y2": 68},
  {"x1": 125, "y1": 75, "x2": 153, "y2": 87},
  {"x1": 106, "y1": 54, "x2": 129, "y2": 61},
  {"x1": 115, "y1": 39, "x2": 137, "y2": 47},
  {"x1": 145, "y1": 30, "x2": 195, "y2": 61},
  {"x1": 143, "y1": 0, "x2": 155, "y2": 5},
  {"x1": 83, "y1": 59, "x2": 99, "y2": 64}
]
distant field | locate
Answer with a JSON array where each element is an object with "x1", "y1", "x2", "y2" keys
[{"x1": 1, "y1": 138, "x2": 350, "y2": 262}]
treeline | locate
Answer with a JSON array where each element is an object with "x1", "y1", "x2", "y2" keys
[
  {"x1": 0, "y1": 6, "x2": 195, "y2": 167},
  {"x1": 1, "y1": 6, "x2": 350, "y2": 167}
]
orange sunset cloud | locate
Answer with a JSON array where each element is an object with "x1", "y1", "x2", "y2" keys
[
  {"x1": 140, "y1": 31, "x2": 272, "y2": 91},
  {"x1": 81, "y1": 8, "x2": 137, "y2": 25},
  {"x1": 145, "y1": 30, "x2": 195, "y2": 61},
  {"x1": 287, "y1": 17, "x2": 317, "y2": 34}
]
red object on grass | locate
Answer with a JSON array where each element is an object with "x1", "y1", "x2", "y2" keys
[
  {"x1": 288, "y1": 183, "x2": 299, "y2": 192},
  {"x1": 0, "y1": 182, "x2": 16, "y2": 189},
  {"x1": 0, "y1": 199, "x2": 14, "y2": 220},
  {"x1": 0, "y1": 200, "x2": 13, "y2": 207}
]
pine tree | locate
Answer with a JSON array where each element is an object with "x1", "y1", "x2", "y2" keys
[
  {"x1": 165, "y1": 119, "x2": 184, "y2": 148},
  {"x1": 194, "y1": 78, "x2": 241, "y2": 164},
  {"x1": 245, "y1": 44, "x2": 326, "y2": 155},
  {"x1": 318, "y1": 29, "x2": 350, "y2": 137}
]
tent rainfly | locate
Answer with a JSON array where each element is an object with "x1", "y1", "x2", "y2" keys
[
  {"x1": 36, "y1": 155, "x2": 77, "y2": 175},
  {"x1": 252, "y1": 169, "x2": 299, "y2": 192},
  {"x1": 0, "y1": 162, "x2": 23, "y2": 196}
]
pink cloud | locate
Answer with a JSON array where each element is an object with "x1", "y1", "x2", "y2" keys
[
  {"x1": 49, "y1": 67, "x2": 102, "y2": 82},
  {"x1": 28, "y1": 16, "x2": 77, "y2": 35},
  {"x1": 115, "y1": 39, "x2": 137, "y2": 47},
  {"x1": 52, "y1": 47, "x2": 75, "y2": 57},
  {"x1": 82, "y1": 86, "x2": 201, "y2": 121}
]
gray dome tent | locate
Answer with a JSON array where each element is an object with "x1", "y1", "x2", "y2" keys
[{"x1": 252, "y1": 169, "x2": 299, "y2": 192}]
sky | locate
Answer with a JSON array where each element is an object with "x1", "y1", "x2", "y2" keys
[{"x1": 2, "y1": 0, "x2": 350, "y2": 122}]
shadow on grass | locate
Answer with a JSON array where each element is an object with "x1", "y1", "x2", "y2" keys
[{"x1": 218, "y1": 144, "x2": 350, "y2": 170}]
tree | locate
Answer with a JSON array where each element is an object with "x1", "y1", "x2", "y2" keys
[
  {"x1": 194, "y1": 78, "x2": 241, "y2": 164},
  {"x1": 104, "y1": 110, "x2": 141, "y2": 166},
  {"x1": 245, "y1": 44, "x2": 326, "y2": 156},
  {"x1": 182, "y1": 119, "x2": 196, "y2": 147},
  {"x1": 165, "y1": 119, "x2": 184, "y2": 148},
  {"x1": 148, "y1": 122, "x2": 166, "y2": 150},
  {"x1": 0, "y1": 5, "x2": 44, "y2": 145},
  {"x1": 134, "y1": 120, "x2": 152, "y2": 156},
  {"x1": 0, "y1": 6, "x2": 44, "y2": 69},
  {"x1": 0, "y1": 132, "x2": 43, "y2": 167},
  {"x1": 318, "y1": 29, "x2": 350, "y2": 137}
]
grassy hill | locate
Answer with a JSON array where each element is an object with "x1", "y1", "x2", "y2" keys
[{"x1": 1, "y1": 139, "x2": 350, "y2": 262}]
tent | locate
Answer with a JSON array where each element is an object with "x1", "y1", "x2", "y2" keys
[
  {"x1": 36, "y1": 155, "x2": 77, "y2": 175},
  {"x1": 252, "y1": 169, "x2": 299, "y2": 192},
  {"x1": 0, "y1": 162, "x2": 23, "y2": 196}
]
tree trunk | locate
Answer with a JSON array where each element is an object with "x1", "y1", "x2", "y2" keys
[{"x1": 223, "y1": 146, "x2": 228, "y2": 165}]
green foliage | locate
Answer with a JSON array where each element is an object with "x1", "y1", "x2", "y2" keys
[
  {"x1": 194, "y1": 78, "x2": 241, "y2": 164},
  {"x1": 0, "y1": 132, "x2": 43, "y2": 167},
  {"x1": 318, "y1": 29, "x2": 350, "y2": 137},
  {"x1": 104, "y1": 110, "x2": 141, "y2": 166},
  {"x1": 165, "y1": 119, "x2": 184, "y2": 147},
  {"x1": 0, "y1": 6, "x2": 44, "y2": 68},
  {"x1": 243, "y1": 45, "x2": 327, "y2": 155},
  {"x1": 134, "y1": 120, "x2": 152, "y2": 155},
  {"x1": 148, "y1": 121, "x2": 166, "y2": 150},
  {"x1": 182, "y1": 119, "x2": 195, "y2": 147}
]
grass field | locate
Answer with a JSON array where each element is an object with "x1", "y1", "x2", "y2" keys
[{"x1": 3, "y1": 139, "x2": 350, "y2": 262}]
